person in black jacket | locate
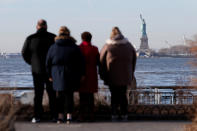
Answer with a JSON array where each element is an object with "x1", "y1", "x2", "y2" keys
[
  {"x1": 46, "y1": 26, "x2": 85, "y2": 123},
  {"x1": 22, "y1": 19, "x2": 57, "y2": 123}
]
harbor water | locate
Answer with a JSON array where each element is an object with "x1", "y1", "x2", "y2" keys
[{"x1": 0, "y1": 56, "x2": 196, "y2": 87}]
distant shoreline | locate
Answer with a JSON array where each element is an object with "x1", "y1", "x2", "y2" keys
[
  {"x1": 0, "y1": 86, "x2": 196, "y2": 90},
  {"x1": 138, "y1": 56, "x2": 194, "y2": 58},
  {"x1": 0, "y1": 53, "x2": 195, "y2": 59}
]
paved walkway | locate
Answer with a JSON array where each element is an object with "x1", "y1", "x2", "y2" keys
[{"x1": 16, "y1": 121, "x2": 191, "y2": 131}]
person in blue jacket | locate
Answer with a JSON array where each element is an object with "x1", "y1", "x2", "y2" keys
[{"x1": 46, "y1": 26, "x2": 85, "y2": 123}]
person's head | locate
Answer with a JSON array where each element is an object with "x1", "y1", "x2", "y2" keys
[
  {"x1": 81, "y1": 32, "x2": 92, "y2": 42},
  {"x1": 36, "y1": 19, "x2": 47, "y2": 30},
  {"x1": 58, "y1": 26, "x2": 70, "y2": 36},
  {"x1": 110, "y1": 26, "x2": 122, "y2": 39},
  {"x1": 55, "y1": 26, "x2": 76, "y2": 42}
]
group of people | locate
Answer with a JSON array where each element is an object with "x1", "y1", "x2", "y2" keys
[{"x1": 22, "y1": 19, "x2": 137, "y2": 124}]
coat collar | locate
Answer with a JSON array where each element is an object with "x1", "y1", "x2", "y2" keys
[
  {"x1": 81, "y1": 41, "x2": 92, "y2": 46},
  {"x1": 37, "y1": 28, "x2": 47, "y2": 32},
  {"x1": 106, "y1": 38, "x2": 129, "y2": 45},
  {"x1": 55, "y1": 35, "x2": 76, "y2": 43}
]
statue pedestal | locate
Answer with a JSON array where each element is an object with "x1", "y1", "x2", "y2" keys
[{"x1": 140, "y1": 35, "x2": 149, "y2": 50}]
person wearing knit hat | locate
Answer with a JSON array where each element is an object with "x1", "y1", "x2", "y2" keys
[{"x1": 46, "y1": 26, "x2": 85, "y2": 124}]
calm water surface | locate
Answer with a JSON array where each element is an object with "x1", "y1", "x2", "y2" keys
[{"x1": 0, "y1": 56, "x2": 196, "y2": 87}]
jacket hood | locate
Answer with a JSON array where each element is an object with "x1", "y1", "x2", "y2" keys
[
  {"x1": 106, "y1": 34, "x2": 129, "y2": 45},
  {"x1": 55, "y1": 35, "x2": 76, "y2": 46}
]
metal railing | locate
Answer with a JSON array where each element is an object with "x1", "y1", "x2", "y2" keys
[
  {"x1": 128, "y1": 89, "x2": 194, "y2": 105},
  {"x1": 0, "y1": 86, "x2": 196, "y2": 105}
]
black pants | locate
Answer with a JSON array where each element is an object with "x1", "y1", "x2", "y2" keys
[
  {"x1": 32, "y1": 73, "x2": 57, "y2": 119},
  {"x1": 109, "y1": 86, "x2": 128, "y2": 115},
  {"x1": 56, "y1": 90, "x2": 74, "y2": 114},
  {"x1": 79, "y1": 93, "x2": 94, "y2": 119}
]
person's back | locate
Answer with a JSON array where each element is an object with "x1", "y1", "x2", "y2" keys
[
  {"x1": 104, "y1": 41, "x2": 136, "y2": 86},
  {"x1": 100, "y1": 34, "x2": 136, "y2": 86},
  {"x1": 47, "y1": 37, "x2": 84, "y2": 91},
  {"x1": 46, "y1": 26, "x2": 85, "y2": 123},
  {"x1": 78, "y1": 32, "x2": 99, "y2": 122},
  {"x1": 21, "y1": 19, "x2": 57, "y2": 123},
  {"x1": 80, "y1": 43, "x2": 98, "y2": 69},
  {"x1": 22, "y1": 28, "x2": 55, "y2": 74},
  {"x1": 100, "y1": 27, "x2": 136, "y2": 121},
  {"x1": 79, "y1": 41, "x2": 99, "y2": 93}
]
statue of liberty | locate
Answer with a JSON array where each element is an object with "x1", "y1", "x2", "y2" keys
[
  {"x1": 139, "y1": 14, "x2": 149, "y2": 50},
  {"x1": 140, "y1": 14, "x2": 147, "y2": 36}
]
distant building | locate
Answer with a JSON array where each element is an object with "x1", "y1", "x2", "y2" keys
[{"x1": 157, "y1": 45, "x2": 193, "y2": 57}]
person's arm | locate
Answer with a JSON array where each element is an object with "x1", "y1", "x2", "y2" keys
[
  {"x1": 46, "y1": 46, "x2": 53, "y2": 80},
  {"x1": 78, "y1": 48, "x2": 86, "y2": 77},
  {"x1": 99, "y1": 45, "x2": 108, "y2": 80},
  {"x1": 133, "y1": 48, "x2": 137, "y2": 72},
  {"x1": 132, "y1": 46, "x2": 137, "y2": 80},
  {"x1": 21, "y1": 38, "x2": 31, "y2": 65},
  {"x1": 96, "y1": 47, "x2": 100, "y2": 66}
]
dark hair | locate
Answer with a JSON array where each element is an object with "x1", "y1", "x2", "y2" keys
[{"x1": 81, "y1": 32, "x2": 92, "y2": 42}]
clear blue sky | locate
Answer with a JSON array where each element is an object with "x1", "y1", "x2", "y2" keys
[{"x1": 0, "y1": 0, "x2": 197, "y2": 52}]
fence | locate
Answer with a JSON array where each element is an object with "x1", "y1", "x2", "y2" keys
[
  {"x1": 97, "y1": 87, "x2": 197, "y2": 105},
  {"x1": 128, "y1": 89, "x2": 195, "y2": 105},
  {"x1": 0, "y1": 86, "x2": 197, "y2": 106},
  {"x1": 0, "y1": 86, "x2": 197, "y2": 118}
]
